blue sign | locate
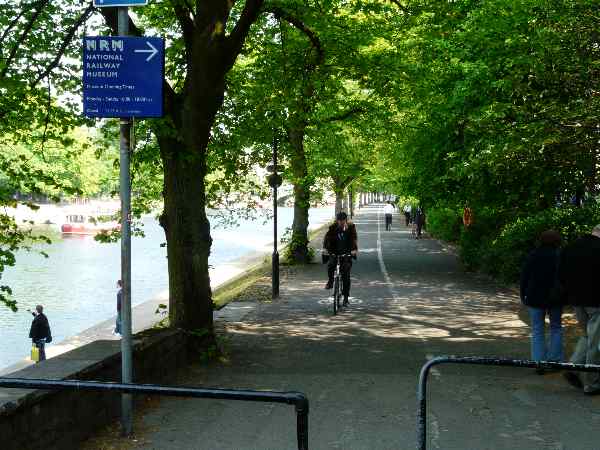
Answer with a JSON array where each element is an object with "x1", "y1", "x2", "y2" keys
[
  {"x1": 83, "y1": 36, "x2": 164, "y2": 118},
  {"x1": 93, "y1": 0, "x2": 148, "y2": 6}
]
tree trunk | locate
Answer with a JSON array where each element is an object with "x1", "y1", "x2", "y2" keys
[
  {"x1": 160, "y1": 137, "x2": 213, "y2": 332},
  {"x1": 158, "y1": 60, "x2": 226, "y2": 332},
  {"x1": 288, "y1": 126, "x2": 311, "y2": 264},
  {"x1": 335, "y1": 190, "x2": 344, "y2": 215}
]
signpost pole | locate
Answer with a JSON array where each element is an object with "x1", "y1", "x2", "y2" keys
[
  {"x1": 117, "y1": 6, "x2": 133, "y2": 437},
  {"x1": 272, "y1": 133, "x2": 280, "y2": 300}
]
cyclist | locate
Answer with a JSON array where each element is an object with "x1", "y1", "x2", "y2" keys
[{"x1": 323, "y1": 211, "x2": 358, "y2": 304}]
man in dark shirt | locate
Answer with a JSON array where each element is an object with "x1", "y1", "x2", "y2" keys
[
  {"x1": 559, "y1": 225, "x2": 600, "y2": 394},
  {"x1": 115, "y1": 279, "x2": 122, "y2": 335},
  {"x1": 29, "y1": 305, "x2": 52, "y2": 362},
  {"x1": 323, "y1": 212, "x2": 358, "y2": 304}
]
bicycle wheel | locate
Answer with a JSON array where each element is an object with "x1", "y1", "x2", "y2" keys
[{"x1": 332, "y1": 277, "x2": 339, "y2": 315}]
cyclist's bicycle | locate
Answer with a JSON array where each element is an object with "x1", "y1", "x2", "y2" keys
[{"x1": 330, "y1": 253, "x2": 352, "y2": 315}]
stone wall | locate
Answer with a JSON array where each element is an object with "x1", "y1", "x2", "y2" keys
[{"x1": 0, "y1": 328, "x2": 188, "y2": 450}]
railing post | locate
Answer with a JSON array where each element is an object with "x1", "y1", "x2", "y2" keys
[
  {"x1": 296, "y1": 406, "x2": 309, "y2": 450},
  {"x1": 417, "y1": 356, "x2": 600, "y2": 450}
]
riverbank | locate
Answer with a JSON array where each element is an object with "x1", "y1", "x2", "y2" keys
[{"x1": 0, "y1": 213, "x2": 334, "y2": 375}]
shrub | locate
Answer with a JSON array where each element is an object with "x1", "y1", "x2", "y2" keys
[
  {"x1": 426, "y1": 206, "x2": 463, "y2": 242},
  {"x1": 487, "y1": 205, "x2": 600, "y2": 281},
  {"x1": 458, "y1": 206, "x2": 507, "y2": 272}
]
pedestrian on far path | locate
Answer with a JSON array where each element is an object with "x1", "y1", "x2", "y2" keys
[
  {"x1": 520, "y1": 230, "x2": 563, "y2": 372},
  {"x1": 414, "y1": 207, "x2": 426, "y2": 239},
  {"x1": 29, "y1": 305, "x2": 52, "y2": 362},
  {"x1": 384, "y1": 201, "x2": 395, "y2": 231},
  {"x1": 115, "y1": 279, "x2": 122, "y2": 336},
  {"x1": 559, "y1": 225, "x2": 600, "y2": 395},
  {"x1": 403, "y1": 204, "x2": 412, "y2": 227}
]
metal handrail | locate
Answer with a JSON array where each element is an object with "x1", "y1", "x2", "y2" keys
[
  {"x1": 418, "y1": 356, "x2": 600, "y2": 450},
  {"x1": 0, "y1": 377, "x2": 309, "y2": 450}
]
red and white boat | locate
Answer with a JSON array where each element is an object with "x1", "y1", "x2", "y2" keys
[{"x1": 60, "y1": 210, "x2": 120, "y2": 235}]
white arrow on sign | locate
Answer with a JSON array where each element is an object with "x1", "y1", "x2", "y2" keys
[{"x1": 134, "y1": 41, "x2": 158, "y2": 62}]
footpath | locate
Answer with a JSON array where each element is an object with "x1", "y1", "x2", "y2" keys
[{"x1": 85, "y1": 205, "x2": 600, "y2": 450}]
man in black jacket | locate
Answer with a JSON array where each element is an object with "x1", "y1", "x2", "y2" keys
[
  {"x1": 29, "y1": 305, "x2": 52, "y2": 362},
  {"x1": 559, "y1": 225, "x2": 600, "y2": 394},
  {"x1": 520, "y1": 230, "x2": 563, "y2": 369},
  {"x1": 323, "y1": 212, "x2": 358, "y2": 304}
]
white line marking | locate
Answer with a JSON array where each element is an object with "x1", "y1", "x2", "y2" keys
[{"x1": 377, "y1": 206, "x2": 395, "y2": 294}]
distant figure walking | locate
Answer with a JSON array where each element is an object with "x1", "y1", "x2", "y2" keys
[
  {"x1": 414, "y1": 207, "x2": 426, "y2": 239},
  {"x1": 520, "y1": 230, "x2": 563, "y2": 371},
  {"x1": 115, "y1": 279, "x2": 122, "y2": 336},
  {"x1": 29, "y1": 305, "x2": 52, "y2": 362},
  {"x1": 383, "y1": 202, "x2": 394, "y2": 231},
  {"x1": 403, "y1": 204, "x2": 412, "y2": 227}
]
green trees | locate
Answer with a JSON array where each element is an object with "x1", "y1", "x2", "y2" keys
[
  {"x1": 385, "y1": 0, "x2": 600, "y2": 278},
  {"x1": 0, "y1": 1, "x2": 94, "y2": 310},
  {"x1": 4, "y1": 0, "x2": 595, "y2": 317},
  {"x1": 222, "y1": 0, "x2": 390, "y2": 262}
]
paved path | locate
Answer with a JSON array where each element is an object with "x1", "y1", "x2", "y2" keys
[{"x1": 88, "y1": 205, "x2": 600, "y2": 450}]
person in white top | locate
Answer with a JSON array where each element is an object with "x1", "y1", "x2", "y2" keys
[
  {"x1": 383, "y1": 201, "x2": 395, "y2": 231},
  {"x1": 403, "y1": 204, "x2": 412, "y2": 227}
]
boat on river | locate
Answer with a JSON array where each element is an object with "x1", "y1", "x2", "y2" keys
[{"x1": 60, "y1": 208, "x2": 120, "y2": 235}]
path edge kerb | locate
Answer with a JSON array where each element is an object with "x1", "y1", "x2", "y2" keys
[{"x1": 212, "y1": 220, "x2": 332, "y2": 309}]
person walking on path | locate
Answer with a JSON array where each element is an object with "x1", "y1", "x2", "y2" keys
[
  {"x1": 414, "y1": 207, "x2": 426, "y2": 239},
  {"x1": 520, "y1": 230, "x2": 563, "y2": 372},
  {"x1": 115, "y1": 279, "x2": 123, "y2": 336},
  {"x1": 29, "y1": 305, "x2": 52, "y2": 362},
  {"x1": 383, "y1": 201, "x2": 395, "y2": 231},
  {"x1": 323, "y1": 211, "x2": 358, "y2": 304},
  {"x1": 403, "y1": 204, "x2": 412, "y2": 227},
  {"x1": 559, "y1": 225, "x2": 600, "y2": 395}
]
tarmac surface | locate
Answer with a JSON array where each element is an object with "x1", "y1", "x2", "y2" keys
[{"x1": 86, "y1": 204, "x2": 600, "y2": 450}]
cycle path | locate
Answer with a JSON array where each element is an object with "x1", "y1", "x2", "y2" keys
[{"x1": 90, "y1": 204, "x2": 600, "y2": 450}]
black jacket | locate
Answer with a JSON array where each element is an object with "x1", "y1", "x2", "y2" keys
[
  {"x1": 323, "y1": 222, "x2": 358, "y2": 255},
  {"x1": 558, "y1": 234, "x2": 600, "y2": 307},
  {"x1": 520, "y1": 246, "x2": 560, "y2": 308},
  {"x1": 29, "y1": 313, "x2": 52, "y2": 342}
]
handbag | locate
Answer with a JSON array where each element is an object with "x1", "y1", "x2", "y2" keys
[{"x1": 31, "y1": 344, "x2": 40, "y2": 362}]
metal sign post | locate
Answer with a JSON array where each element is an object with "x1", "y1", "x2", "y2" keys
[
  {"x1": 88, "y1": 0, "x2": 162, "y2": 437},
  {"x1": 117, "y1": 6, "x2": 133, "y2": 437}
]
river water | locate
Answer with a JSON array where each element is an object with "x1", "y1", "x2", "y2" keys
[{"x1": 0, "y1": 207, "x2": 333, "y2": 370}]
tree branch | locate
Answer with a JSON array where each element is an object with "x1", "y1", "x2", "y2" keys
[
  {"x1": 0, "y1": 0, "x2": 49, "y2": 79},
  {"x1": 0, "y1": 1, "x2": 45, "y2": 56},
  {"x1": 226, "y1": 0, "x2": 265, "y2": 68},
  {"x1": 170, "y1": 0, "x2": 195, "y2": 51},
  {"x1": 32, "y1": 4, "x2": 94, "y2": 88},
  {"x1": 317, "y1": 107, "x2": 365, "y2": 124},
  {"x1": 265, "y1": 5, "x2": 324, "y2": 66},
  {"x1": 388, "y1": 0, "x2": 410, "y2": 14}
]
